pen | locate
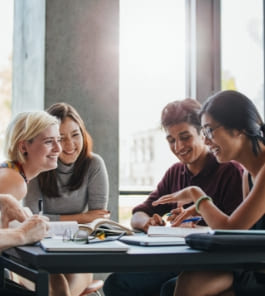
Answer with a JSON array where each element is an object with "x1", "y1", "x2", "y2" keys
[
  {"x1": 38, "y1": 199, "x2": 43, "y2": 215},
  {"x1": 166, "y1": 213, "x2": 202, "y2": 224},
  {"x1": 181, "y1": 217, "x2": 202, "y2": 224}
]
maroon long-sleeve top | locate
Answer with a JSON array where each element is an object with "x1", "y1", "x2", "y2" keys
[{"x1": 133, "y1": 153, "x2": 243, "y2": 218}]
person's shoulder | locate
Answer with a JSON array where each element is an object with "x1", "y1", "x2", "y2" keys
[
  {"x1": 0, "y1": 168, "x2": 27, "y2": 199},
  {"x1": 91, "y1": 152, "x2": 103, "y2": 161},
  {"x1": 168, "y1": 161, "x2": 184, "y2": 170},
  {"x1": 215, "y1": 160, "x2": 244, "y2": 176},
  {"x1": 88, "y1": 153, "x2": 107, "y2": 170},
  {"x1": 219, "y1": 160, "x2": 243, "y2": 170},
  {"x1": 206, "y1": 152, "x2": 242, "y2": 171},
  {"x1": 0, "y1": 165, "x2": 21, "y2": 180},
  {"x1": 160, "y1": 162, "x2": 184, "y2": 179},
  {"x1": 90, "y1": 152, "x2": 105, "y2": 164}
]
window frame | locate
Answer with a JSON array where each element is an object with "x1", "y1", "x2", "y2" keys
[
  {"x1": 119, "y1": 0, "x2": 222, "y2": 196},
  {"x1": 119, "y1": 0, "x2": 265, "y2": 197}
]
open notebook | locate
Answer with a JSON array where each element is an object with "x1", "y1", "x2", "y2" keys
[
  {"x1": 40, "y1": 238, "x2": 129, "y2": 252},
  {"x1": 46, "y1": 219, "x2": 134, "y2": 238}
]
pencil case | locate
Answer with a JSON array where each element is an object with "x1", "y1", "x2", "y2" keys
[{"x1": 185, "y1": 233, "x2": 265, "y2": 251}]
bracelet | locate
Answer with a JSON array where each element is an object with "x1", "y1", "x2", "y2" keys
[{"x1": 195, "y1": 196, "x2": 212, "y2": 214}]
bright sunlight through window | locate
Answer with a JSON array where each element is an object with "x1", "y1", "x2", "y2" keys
[{"x1": 119, "y1": 0, "x2": 186, "y2": 191}]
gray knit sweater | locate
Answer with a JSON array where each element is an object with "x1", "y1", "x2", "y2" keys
[{"x1": 24, "y1": 153, "x2": 109, "y2": 221}]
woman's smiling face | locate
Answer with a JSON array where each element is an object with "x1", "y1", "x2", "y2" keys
[
  {"x1": 201, "y1": 113, "x2": 242, "y2": 163},
  {"x1": 22, "y1": 124, "x2": 62, "y2": 174},
  {"x1": 59, "y1": 117, "x2": 83, "y2": 165}
]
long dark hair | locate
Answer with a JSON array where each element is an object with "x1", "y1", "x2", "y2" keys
[
  {"x1": 200, "y1": 90, "x2": 265, "y2": 156},
  {"x1": 38, "y1": 103, "x2": 93, "y2": 197}
]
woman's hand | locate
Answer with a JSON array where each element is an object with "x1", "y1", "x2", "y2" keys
[
  {"x1": 18, "y1": 215, "x2": 50, "y2": 244},
  {"x1": 152, "y1": 186, "x2": 206, "y2": 208},
  {"x1": 0, "y1": 194, "x2": 31, "y2": 228},
  {"x1": 80, "y1": 209, "x2": 110, "y2": 223},
  {"x1": 167, "y1": 205, "x2": 198, "y2": 227},
  {"x1": 60, "y1": 209, "x2": 110, "y2": 224}
]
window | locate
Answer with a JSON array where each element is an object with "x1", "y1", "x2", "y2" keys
[
  {"x1": 221, "y1": 0, "x2": 264, "y2": 117},
  {"x1": 119, "y1": 0, "x2": 186, "y2": 226},
  {"x1": 118, "y1": 0, "x2": 265, "y2": 226},
  {"x1": 119, "y1": 0, "x2": 186, "y2": 192},
  {"x1": 0, "y1": 0, "x2": 13, "y2": 160}
]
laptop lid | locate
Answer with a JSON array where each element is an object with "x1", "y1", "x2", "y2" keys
[{"x1": 120, "y1": 235, "x2": 186, "y2": 246}]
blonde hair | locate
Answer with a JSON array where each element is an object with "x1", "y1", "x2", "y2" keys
[{"x1": 4, "y1": 111, "x2": 59, "y2": 163}]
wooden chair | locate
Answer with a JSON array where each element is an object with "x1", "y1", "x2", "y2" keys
[{"x1": 79, "y1": 280, "x2": 104, "y2": 296}]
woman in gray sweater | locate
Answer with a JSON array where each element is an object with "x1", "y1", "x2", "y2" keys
[{"x1": 24, "y1": 102, "x2": 109, "y2": 296}]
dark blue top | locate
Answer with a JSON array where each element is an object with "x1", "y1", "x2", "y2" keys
[{"x1": 248, "y1": 173, "x2": 265, "y2": 230}]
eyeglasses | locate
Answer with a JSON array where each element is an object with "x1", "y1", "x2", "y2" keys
[
  {"x1": 201, "y1": 125, "x2": 221, "y2": 140},
  {"x1": 62, "y1": 228, "x2": 125, "y2": 244}
]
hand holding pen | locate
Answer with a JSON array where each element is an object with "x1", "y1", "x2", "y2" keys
[
  {"x1": 166, "y1": 204, "x2": 201, "y2": 227},
  {"x1": 167, "y1": 213, "x2": 202, "y2": 225}
]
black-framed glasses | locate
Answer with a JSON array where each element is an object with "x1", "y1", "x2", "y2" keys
[
  {"x1": 62, "y1": 228, "x2": 125, "y2": 244},
  {"x1": 201, "y1": 125, "x2": 221, "y2": 140}
]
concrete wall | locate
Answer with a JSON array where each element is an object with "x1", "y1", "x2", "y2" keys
[
  {"x1": 12, "y1": 0, "x2": 45, "y2": 112},
  {"x1": 12, "y1": 0, "x2": 119, "y2": 221}
]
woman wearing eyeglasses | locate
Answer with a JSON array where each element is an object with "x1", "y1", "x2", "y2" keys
[
  {"x1": 103, "y1": 98, "x2": 244, "y2": 296},
  {"x1": 153, "y1": 90, "x2": 265, "y2": 296}
]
